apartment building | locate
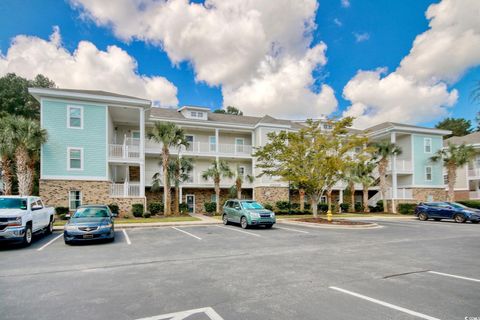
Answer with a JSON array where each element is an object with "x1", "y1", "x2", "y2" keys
[
  {"x1": 29, "y1": 87, "x2": 449, "y2": 214},
  {"x1": 444, "y1": 131, "x2": 480, "y2": 200}
]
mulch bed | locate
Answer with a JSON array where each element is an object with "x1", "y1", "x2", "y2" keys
[{"x1": 295, "y1": 218, "x2": 371, "y2": 225}]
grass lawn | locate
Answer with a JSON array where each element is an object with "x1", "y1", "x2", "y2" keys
[
  {"x1": 54, "y1": 216, "x2": 200, "y2": 226},
  {"x1": 210, "y1": 213, "x2": 407, "y2": 221}
]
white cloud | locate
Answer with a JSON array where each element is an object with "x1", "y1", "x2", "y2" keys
[
  {"x1": 343, "y1": 0, "x2": 480, "y2": 128},
  {"x1": 341, "y1": 0, "x2": 350, "y2": 8},
  {"x1": 0, "y1": 27, "x2": 178, "y2": 107},
  {"x1": 353, "y1": 32, "x2": 370, "y2": 43},
  {"x1": 70, "y1": 0, "x2": 337, "y2": 118},
  {"x1": 334, "y1": 18, "x2": 342, "y2": 27}
]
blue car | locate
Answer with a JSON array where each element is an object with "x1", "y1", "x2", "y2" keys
[
  {"x1": 64, "y1": 205, "x2": 116, "y2": 244},
  {"x1": 415, "y1": 202, "x2": 480, "y2": 224}
]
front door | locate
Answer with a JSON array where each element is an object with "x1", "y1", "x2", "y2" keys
[{"x1": 186, "y1": 195, "x2": 195, "y2": 213}]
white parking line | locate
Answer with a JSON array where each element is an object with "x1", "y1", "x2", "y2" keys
[
  {"x1": 37, "y1": 233, "x2": 63, "y2": 251},
  {"x1": 428, "y1": 271, "x2": 480, "y2": 283},
  {"x1": 172, "y1": 227, "x2": 202, "y2": 240},
  {"x1": 215, "y1": 225, "x2": 261, "y2": 237},
  {"x1": 275, "y1": 226, "x2": 309, "y2": 234},
  {"x1": 122, "y1": 229, "x2": 132, "y2": 245},
  {"x1": 329, "y1": 286, "x2": 440, "y2": 320},
  {"x1": 136, "y1": 307, "x2": 224, "y2": 320}
]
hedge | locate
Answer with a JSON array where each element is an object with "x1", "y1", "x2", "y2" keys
[
  {"x1": 108, "y1": 203, "x2": 119, "y2": 215},
  {"x1": 398, "y1": 203, "x2": 417, "y2": 215},
  {"x1": 275, "y1": 201, "x2": 290, "y2": 211},
  {"x1": 148, "y1": 202, "x2": 164, "y2": 215},
  {"x1": 132, "y1": 204, "x2": 144, "y2": 217},
  {"x1": 204, "y1": 202, "x2": 216, "y2": 213},
  {"x1": 275, "y1": 209, "x2": 311, "y2": 215},
  {"x1": 55, "y1": 207, "x2": 69, "y2": 215},
  {"x1": 339, "y1": 203, "x2": 349, "y2": 212},
  {"x1": 263, "y1": 203, "x2": 274, "y2": 211},
  {"x1": 143, "y1": 211, "x2": 152, "y2": 218},
  {"x1": 179, "y1": 203, "x2": 189, "y2": 213},
  {"x1": 457, "y1": 200, "x2": 480, "y2": 209}
]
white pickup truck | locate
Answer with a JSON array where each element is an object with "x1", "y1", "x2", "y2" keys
[{"x1": 0, "y1": 196, "x2": 55, "y2": 246}]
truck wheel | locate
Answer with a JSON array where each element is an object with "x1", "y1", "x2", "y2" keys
[
  {"x1": 22, "y1": 225, "x2": 33, "y2": 246},
  {"x1": 45, "y1": 218, "x2": 54, "y2": 235}
]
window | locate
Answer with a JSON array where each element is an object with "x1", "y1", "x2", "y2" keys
[
  {"x1": 197, "y1": 112, "x2": 204, "y2": 118},
  {"x1": 69, "y1": 191, "x2": 82, "y2": 210},
  {"x1": 68, "y1": 106, "x2": 83, "y2": 129},
  {"x1": 443, "y1": 174, "x2": 448, "y2": 185},
  {"x1": 131, "y1": 130, "x2": 141, "y2": 140},
  {"x1": 235, "y1": 138, "x2": 245, "y2": 153},
  {"x1": 424, "y1": 138, "x2": 432, "y2": 153},
  {"x1": 68, "y1": 148, "x2": 83, "y2": 170},
  {"x1": 211, "y1": 194, "x2": 217, "y2": 203},
  {"x1": 185, "y1": 135, "x2": 194, "y2": 143},
  {"x1": 323, "y1": 124, "x2": 332, "y2": 130},
  {"x1": 425, "y1": 166, "x2": 432, "y2": 181},
  {"x1": 191, "y1": 111, "x2": 197, "y2": 117},
  {"x1": 209, "y1": 136, "x2": 216, "y2": 152},
  {"x1": 238, "y1": 166, "x2": 245, "y2": 177}
]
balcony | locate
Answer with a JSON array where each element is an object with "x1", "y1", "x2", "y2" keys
[
  {"x1": 468, "y1": 168, "x2": 480, "y2": 179},
  {"x1": 388, "y1": 159, "x2": 413, "y2": 173},
  {"x1": 109, "y1": 143, "x2": 141, "y2": 161},
  {"x1": 110, "y1": 182, "x2": 142, "y2": 197},
  {"x1": 145, "y1": 140, "x2": 252, "y2": 157}
]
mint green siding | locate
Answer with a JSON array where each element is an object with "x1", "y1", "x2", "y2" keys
[
  {"x1": 41, "y1": 99, "x2": 106, "y2": 178},
  {"x1": 412, "y1": 135, "x2": 443, "y2": 186}
]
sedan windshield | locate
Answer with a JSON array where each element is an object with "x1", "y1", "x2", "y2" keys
[
  {"x1": 448, "y1": 202, "x2": 468, "y2": 209},
  {"x1": 73, "y1": 207, "x2": 110, "y2": 218},
  {"x1": 0, "y1": 198, "x2": 27, "y2": 210},
  {"x1": 241, "y1": 201, "x2": 264, "y2": 210}
]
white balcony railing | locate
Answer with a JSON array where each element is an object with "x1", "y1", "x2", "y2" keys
[
  {"x1": 145, "y1": 140, "x2": 252, "y2": 157},
  {"x1": 109, "y1": 143, "x2": 141, "y2": 161},
  {"x1": 110, "y1": 182, "x2": 141, "y2": 197},
  {"x1": 369, "y1": 188, "x2": 413, "y2": 205},
  {"x1": 468, "y1": 168, "x2": 480, "y2": 178},
  {"x1": 469, "y1": 191, "x2": 480, "y2": 199},
  {"x1": 388, "y1": 159, "x2": 413, "y2": 172}
]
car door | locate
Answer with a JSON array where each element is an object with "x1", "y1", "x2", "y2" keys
[
  {"x1": 232, "y1": 201, "x2": 242, "y2": 223},
  {"x1": 223, "y1": 201, "x2": 232, "y2": 220},
  {"x1": 427, "y1": 203, "x2": 442, "y2": 218},
  {"x1": 30, "y1": 199, "x2": 43, "y2": 231},
  {"x1": 440, "y1": 204, "x2": 456, "y2": 219}
]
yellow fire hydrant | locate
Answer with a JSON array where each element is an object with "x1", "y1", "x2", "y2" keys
[{"x1": 326, "y1": 210, "x2": 333, "y2": 222}]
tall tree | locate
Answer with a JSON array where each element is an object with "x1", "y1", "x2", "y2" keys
[
  {"x1": 343, "y1": 167, "x2": 358, "y2": 213},
  {"x1": 170, "y1": 157, "x2": 194, "y2": 215},
  {"x1": 352, "y1": 160, "x2": 377, "y2": 213},
  {"x1": 435, "y1": 117, "x2": 472, "y2": 138},
  {"x1": 234, "y1": 165, "x2": 254, "y2": 199},
  {"x1": 430, "y1": 143, "x2": 475, "y2": 201},
  {"x1": 0, "y1": 116, "x2": 16, "y2": 195},
  {"x1": 213, "y1": 106, "x2": 243, "y2": 115},
  {"x1": 0, "y1": 73, "x2": 55, "y2": 119},
  {"x1": 371, "y1": 141, "x2": 402, "y2": 213},
  {"x1": 147, "y1": 122, "x2": 187, "y2": 215},
  {"x1": 9, "y1": 116, "x2": 48, "y2": 195},
  {"x1": 202, "y1": 160, "x2": 234, "y2": 214}
]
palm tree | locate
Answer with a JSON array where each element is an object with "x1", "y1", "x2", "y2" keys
[
  {"x1": 234, "y1": 166, "x2": 254, "y2": 199},
  {"x1": 343, "y1": 167, "x2": 358, "y2": 213},
  {"x1": 0, "y1": 116, "x2": 16, "y2": 195},
  {"x1": 371, "y1": 141, "x2": 402, "y2": 213},
  {"x1": 147, "y1": 122, "x2": 187, "y2": 215},
  {"x1": 353, "y1": 161, "x2": 377, "y2": 213},
  {"x1": 170, "y1": 157, "x2": 194, "y2": 215},
  {"x1": 202, "y1": 160, "x2": 234, "y2": 214},
  {"x1": 430, "y1": 143, "x2": 475, "y2": 201}
]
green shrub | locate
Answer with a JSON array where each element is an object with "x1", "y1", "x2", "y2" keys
[
  {"x1": 398, "y1": 203, "x2": 417, "y2": 215},
  {"x1": 340, "y1": 203, "x2": 349, "y2": 212},
  {"x1": 55, "y1": 207, "x2": 69, "y2": 215},
  {"x1": 275, "y1": 201, "x2": 290, "y2": 210},
  {"x1": 354, "y1": 202, "x2": 363, "y2": 212},
  {"x1": 204, "y1": 202, "x2": 216, "y2": 213},
  {"x1": 108, "y1": 203, "x2": 119, "y2": 215},
  {"x1": 143, "y1": 211, "x2": 152, "y2": 218},
  {"x1": 457, "y1": 200, "x2": 480, "y2": 209},
  {"x1": 148, "y1": 202, "x2": 164, "y2": 215},
  {"x1": 317, "y1": 203, "x2": 328, "y2": 212},
  {"x1": 132, "y1": 204, "x2": 144, "y2": 217},
  {"x1": 179, "y1": 203, "x2": 189, "y2": 213},
  {"x1": 291, "y1": 203, "x2": 300, "y2": 209},
  {"x1": 304, "y1": 203, "x2": 311, "y2": 210},
  {"x1": 263, "y1": 203, "x2": 274, "y2": 211}
]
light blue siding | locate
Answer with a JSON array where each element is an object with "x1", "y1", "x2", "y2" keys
[
  {"x1": 412, "y1": 135, "x2": 443, "y2": 186},
  {"x1": 41, "y1": 99, "x2": 106, "y2": 179}
]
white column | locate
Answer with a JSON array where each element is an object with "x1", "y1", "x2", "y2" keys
[
  {"x1": 390, "y1": 132, "x2": 397, "y2": 213},
  {"x1": 339, "y1": 189, "x2": 344, "y2": 203},
  {"x1": 179, "y1": 186, "x2": 183, "y2": 204},
  {"x1": 215, "y1": 128, "x2": 219, "y2": 153},
  {"x1": 139, "y1": 108, "x2": 145, "y2": 197}
]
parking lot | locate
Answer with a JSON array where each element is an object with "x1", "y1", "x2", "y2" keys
[{"x1": 1, "y1": 219, "x2": 479, "y2": 320}]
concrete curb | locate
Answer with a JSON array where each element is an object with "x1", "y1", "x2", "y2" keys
[
  {"x1": 278, "y1": 219, "x2": 381, "y2": 230},
  {"x1": 53, "y1": 220, "x2": 222, "y2": 231}
]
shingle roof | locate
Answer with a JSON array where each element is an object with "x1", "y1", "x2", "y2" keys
[
  {"x1": 444, "y1": 131, "x2": 480, "y2": 145},
  {"x1": 32, "y1": 87, "x2": 150, "y2": 102},
  {"x1": 365, "y1": 122, "x2": 434, "y2": 132}
]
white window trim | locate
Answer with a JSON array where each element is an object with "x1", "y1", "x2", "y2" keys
[
  {"x1": 238, "y1": 166, "x2": 246, "y2": 177},
  {"x1": 424, "y1": 138, "x2": 432, "y2": 153},
  {"x1": 67, "y1": 105, "x2": 84, "y2": 129},
  {"x1": 67, "y1": 147, "x2": 84, "y2": 171},
  {"x1": 425, "y1": 166, "x2": 432, "y2": 181},
  {"x1": 69, "y1": 190, "x2": 82, "y2": 210}
]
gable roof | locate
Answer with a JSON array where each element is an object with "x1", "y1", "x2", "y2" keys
[
  {"x1": 444, "y1": 131, "x2": 480, "y2": 145},
  {"x1": 365, "y1": 121, "x2": 451, "y2": 136}
]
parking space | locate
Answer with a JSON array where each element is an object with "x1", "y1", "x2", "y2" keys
[{"x1": 0, "y1": 220, "x2": 479, "y2": 319}]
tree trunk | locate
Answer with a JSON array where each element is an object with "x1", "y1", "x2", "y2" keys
[
  {"x1": 327, "y1": 188, "x2": 333, "y2": 212},
  {"x1": 311, "y1": 197, "x2": 318, "y2": 218},
  {"x1": 173, "y1": 185, "x2": 179, "y2": 215},
  {"x1": 299, "y1": 188, "x2": 305, "y2": 211},
  {"x1": 15, "y1": 146, "x2": 32, "y2": 196},
  {"x1": 236, "y1": 178, "x2": 242, "y2": 199},
  {"x1": 447, "y1": 164, "x2": 457, "y2": 202},
  {"x1": 349, "y1": 181, "x2": 355, "y2": 213},
  {"x1": 363, "y1": 185, "x2": 370, "y2": 213},
  {"x1": 162, "y1": 148, "x2": 171, "y2": 216},
  {"x1": 1, "y1": 155, "x2": 13, "y2": 195},
  {"x1": 215, "y1": 179, "x2": 221, "y2": 214},
  {"x1": 378, "y1": 159, "x2": 388, "y2": 213}
]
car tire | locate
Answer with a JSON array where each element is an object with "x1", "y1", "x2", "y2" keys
[
  {"x1": 471, "y1": 221, "x2": 479, "y2": 224},
  {"x1": 45, "y1": 218, "x2": 54, "y2": 235},
  {"x1": 222, "y1": 214, "x2": 229, "y2": 225},
  {"x1": 64, "y1": 239, "x2": 72, "y2": 245},
  {"x1": 454, "y1": 214, "x2": 466, "y2": 223},
  {"x1": 418, "y1": 213, "x2": 428, "y2": 221},
  {"x1": 240, "y1": 217, "x2": 249, "y2": 229},
  {"x1": 265, "y1": 224, "x2": 273, "y2": 229},
  {"x1": 22, "y1": 225, "x2": 33, "y2": 247},
  {"x1": 433, "y1": 218, "x2": 441, "y2": 221}
]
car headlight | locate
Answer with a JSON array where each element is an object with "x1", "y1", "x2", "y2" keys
[
  {"x1": 99, "y1": 224, "x2": 113, "y2": 229},
  {"x1": 270, "y1": 212, "x2": 275, "y2": 218},
  {"x1": 249, "y1": 212, "x2": 260, "y2": 218},
  {"x1": 7, "y1": 216, "x2": 22, "y2": 227},
  {"x1": 65, "y1": 225, "x2": 77, "y2": 231}
]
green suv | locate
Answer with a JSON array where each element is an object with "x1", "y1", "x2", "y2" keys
[{"x1": 223, "y1": 200, "x2": 276, "y2": 229}]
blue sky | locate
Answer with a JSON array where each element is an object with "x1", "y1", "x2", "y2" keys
[{"x1": 0, "y1": 0, "x2": 478, "y2": 128}]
